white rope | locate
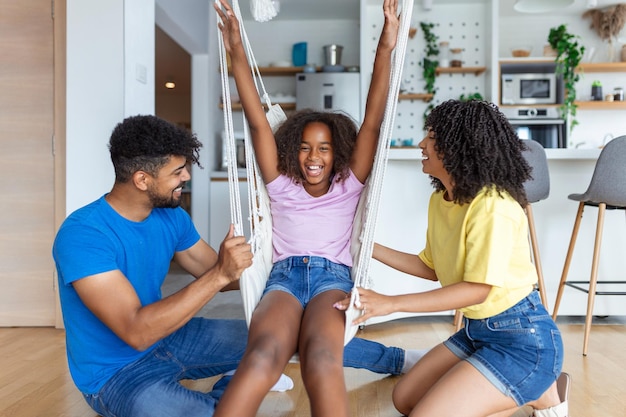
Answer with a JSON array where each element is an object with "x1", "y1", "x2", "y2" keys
[
  {"x1": 250, "y1": 0, "x2": 278, "y2": 22},
  {"x1": 344, "y1": 0, "x2": 414, "y2": 344},
  {"x1": 217, "y1": 0, "x2": 282, "y2": 325},
  {"x1": 215, "y1": 9, "x2": 244, "y2": 237}
]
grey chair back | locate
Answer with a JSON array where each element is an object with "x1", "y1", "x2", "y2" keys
[
  {"x1": 522, "y1": 139, "x2": 550, "y2": 204},
  {"x1": 568, "y1": 135, "x2": 626, "y2": 207}
]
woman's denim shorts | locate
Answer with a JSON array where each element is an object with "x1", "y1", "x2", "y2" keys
[
  {"x1": 262, "y1": 256, "x2": 353, "y2": 308},
  {"x1": 444, "y1": 290, "x2": 563, "y2": 406}
]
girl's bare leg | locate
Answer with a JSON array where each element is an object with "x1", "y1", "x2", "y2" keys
[
  {"x1": 299, "y1": 290, "x2": 350, "y2": 417},
  {"x1": 213, "y1": 291, "x2": 302, "y2": 417}
]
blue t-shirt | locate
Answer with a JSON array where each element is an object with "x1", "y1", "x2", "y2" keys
[{"x1": 52, "y1": 195, "x2": 200, "y2": 394}]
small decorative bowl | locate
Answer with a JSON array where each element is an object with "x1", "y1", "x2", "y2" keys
[{"x1": 511, "y1": 46, "x2": 532, "y2": 57}]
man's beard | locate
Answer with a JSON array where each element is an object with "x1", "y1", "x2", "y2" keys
[{"x1": 147, "y1": 186, "x2": 182, "y2": 209}]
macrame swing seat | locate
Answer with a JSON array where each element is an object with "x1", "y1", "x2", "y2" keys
[{"x1": 217, "y1": 0, "x2": 413, "y2": 345}]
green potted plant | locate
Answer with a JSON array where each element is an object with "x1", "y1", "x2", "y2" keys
[
  {"x1": 547, "y1": 24, "x2": 585, "y2": 131},
  {"x1": 459, "y1": 92, "x2": 484, "y2": 102},
  {"x1": 419, "y1": 21, "x2": 439, "y2": 121},
  {"x1": 591, "y1": 80, "x2": 603, "y2": 101}
]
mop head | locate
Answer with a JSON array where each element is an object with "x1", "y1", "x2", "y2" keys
[{"x1": 250, "y1": 0, "x2": 278, "y2": 22}]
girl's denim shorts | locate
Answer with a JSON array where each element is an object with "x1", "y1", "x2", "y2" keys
[
  {"x1": 445, "y1": 290, "x2": 563, "y2": 406},
  {"x1": 262, "y1": 256, "x2": 353, "y2": 308}
]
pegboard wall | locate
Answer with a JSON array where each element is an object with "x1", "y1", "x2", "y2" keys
[{"x1": 363, "y1": 2, "x2": 490, "y2": 142}]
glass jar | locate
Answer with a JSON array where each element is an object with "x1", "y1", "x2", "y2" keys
[
  {"x1": 614, "y1": 87, "x2": 624, "y2": 101},
  {"x1": 450, "y1": 48, "x2": 463, "y2": 68},
  {"x1": 439, "y1": 41, "x2": 450, "y2": 68}
]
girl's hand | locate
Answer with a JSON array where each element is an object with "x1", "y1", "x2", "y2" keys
[
  {"x1": 334, "y1": 288, "x2": 396, "y2": 326},
  {"x1": 214, "y1": 0, "x2": 243, "y2": 55},
  {"x1": 380, "y1": 0, "x2": 400, "y2": 51}
]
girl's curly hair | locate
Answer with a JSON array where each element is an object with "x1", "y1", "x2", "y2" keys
[
  {"x1": 424, "y1": 99, "x2": 531, "y2": 207},
  {"x1": 108, "y1": 115, "x2": 202, "y2": 183},
  {"x1": 274, "y1": 109, "x2": 358, "y2": 183}
]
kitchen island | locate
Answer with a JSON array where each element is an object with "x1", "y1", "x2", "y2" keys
[
  {"x1": 209, "y1": 147, "x2": 625, "y2": 324},
  {"x1": 369, "y1": 147, "x2": 624, "y2": 323}
]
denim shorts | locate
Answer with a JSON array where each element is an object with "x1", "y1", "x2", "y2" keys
[
  {"x1": 444, "y1": 290, "x2": 563, "y2": 406},
  {"x1": 262, "y1": 256, "x2": 354, "y2": 308}
]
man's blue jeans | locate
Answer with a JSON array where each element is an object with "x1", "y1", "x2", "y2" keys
[{"x1": 84, "y1": 318, "x2": 404, "y2": 417}]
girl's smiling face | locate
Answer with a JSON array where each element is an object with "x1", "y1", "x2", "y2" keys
[{"x1": 298, "y1": 122, "x2": 335, "y2": 196}]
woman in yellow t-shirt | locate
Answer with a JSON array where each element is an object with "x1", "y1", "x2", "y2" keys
[{"x1": 335, "y1": 100, "x2": 568, "y2": 417}]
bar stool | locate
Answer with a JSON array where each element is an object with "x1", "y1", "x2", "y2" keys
[
  {"x1": 522, "y1": 139, "x2": 550, "y2": 309},
  {"x1": 551, "y1": 135, "x2": 626, "y2": 355},
  {"x1": 453, "y1": 139, "x2": 550, "y2": 330}
]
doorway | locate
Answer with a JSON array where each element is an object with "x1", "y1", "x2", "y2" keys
[{"x1": 155, "y1": 25, "x2": 192, "y2": 214}]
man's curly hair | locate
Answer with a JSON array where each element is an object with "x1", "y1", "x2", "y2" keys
[
  {"x1": 274, "y1": 109, "x2": 358, "y2": 183},
  {"x1": 424, "y1": 100, "x2": 531, "y2": 207},
  {"x1": 108, "y1": 115, "x2": 202, "y2": 183}
]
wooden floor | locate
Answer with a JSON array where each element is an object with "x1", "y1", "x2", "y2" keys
[{"x1": 1, "y1": 316, "x2": 625, "y2": 417}]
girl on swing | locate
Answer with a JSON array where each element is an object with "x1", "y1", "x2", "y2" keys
[{"x1": 213, "y1": 0, "x2": 400, "y2": 415}]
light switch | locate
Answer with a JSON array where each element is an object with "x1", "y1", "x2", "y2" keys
[{"x1": 135, "y1": 64, "x2": 147, "y2": 84}]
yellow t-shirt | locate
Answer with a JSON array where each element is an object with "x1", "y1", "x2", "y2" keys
[{"x1": 418, "y1": 187, "x2": 537, "y2": 319}]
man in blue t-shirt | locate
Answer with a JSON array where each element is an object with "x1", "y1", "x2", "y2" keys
[{"x1": 53, "y1": 115, "x2": 421, "y2": 417}]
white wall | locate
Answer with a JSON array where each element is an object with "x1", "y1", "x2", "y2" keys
[
  {"x1": 66, "y1": 0, "x2": 155, "y2": 216},
  {"x1": 155, "y1": 0, "x2": 208, "y2": 54}
]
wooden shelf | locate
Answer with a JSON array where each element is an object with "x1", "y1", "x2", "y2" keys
[
  {"x1": 226, "y1": 66, "x2": 316, "y2": 76},
  {"x1": 575, "y1": 100, "x2": 626, "y2": 110},
  {"x1": 219, "y1": 102, "x2": 296, "y2": 111},
  {"x1": 576, "y1": 62, "x2": 626, "y2": 73},
  {"x1": 398, "y1": 93, "x2": 434, "y2": 102},
  {"x1": 255, "y1": 66, "x2": 306, "y2": 75},
  {"x1": 436, "y1": 66, "x2": 486, "y2": 76},
  {"x1": 499, "y1": 103, "x2": 560, "y2": 109}
]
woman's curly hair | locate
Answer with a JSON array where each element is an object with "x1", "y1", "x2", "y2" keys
[
  {"x1": 424, "y1": 99, "x2": 531, "y2": 207},
  {"x1": 274, "y1": 109, "x2": 358, "y2": 183},
  {"x1": 108, "y1": 115, "x2": 202, "y2": 183}
]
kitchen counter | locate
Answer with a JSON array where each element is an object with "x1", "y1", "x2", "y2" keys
[
  {"x1": 368, "y1": 155, "x2": 625, "y2": 324},
  {"x1": 210, "y1": 169, "x2": 247, "y2": 180},
  {"x1": 388, "y1": 147, "x2": 601, "y2": 161},
  {"x1": 209, "y1": 149, "x2": 622, "y2": 324}
]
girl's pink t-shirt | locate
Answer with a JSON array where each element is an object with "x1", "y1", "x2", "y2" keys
[{"x1": 265, "y1": 172, "x2": 364, "y2": 266}]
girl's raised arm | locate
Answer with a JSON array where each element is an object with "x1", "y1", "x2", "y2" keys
[
  {"x1": 350, "y1": 0, "x2": 399, "y2": 183},
  {"x1": 215, "y1": 0, "x2": 280, "y2": 183}
]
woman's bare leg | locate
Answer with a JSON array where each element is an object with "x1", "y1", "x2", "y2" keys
[
  {"x1": 213, "y1": 291, "x2": 302, "y2": 417},
  {"x1": 408, "y1": 359, "x2": 518, "y2": 417},
  {"x1": 486, "y1": 378, "x2": 564, "y2": 417},
  {"x1": 392, "y1": 343, "x2": 461, "y2": 415},
  {"x1": 299, "y1": 290, "x2": 350, "y2": 417}
]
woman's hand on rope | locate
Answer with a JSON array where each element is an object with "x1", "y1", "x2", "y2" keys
[{"x1": 334, "y1": 288, "x2": 396, "y2": 325}]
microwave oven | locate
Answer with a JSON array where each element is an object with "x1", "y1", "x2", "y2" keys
[
  {"x1": 501, "y1": 73, "x2": 557, "y2": 105},
  {"x1": 501, "y1": 107, "x2": 566, "y2": 149}
]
